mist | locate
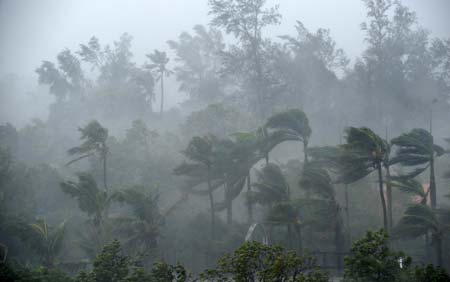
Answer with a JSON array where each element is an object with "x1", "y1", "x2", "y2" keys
[{"x1": 1, "y1": 0, "x2": 450, "y2": 280}]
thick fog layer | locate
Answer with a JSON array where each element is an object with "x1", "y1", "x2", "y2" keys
[{"x1": 1, "y1": 0, "x2": 450, "y2": 279}]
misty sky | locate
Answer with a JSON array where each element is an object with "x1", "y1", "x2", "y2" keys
[{"x1": 0, "y1": 0, "x2": 449, "y2": 117}]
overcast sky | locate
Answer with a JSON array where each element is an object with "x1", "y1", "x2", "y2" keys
[
  {"x1": 0, "y1": 0, "x2": 449, "y2": 124},
  {"x1": 1, "y1": 0, "x2": 449, "y2": 78}
]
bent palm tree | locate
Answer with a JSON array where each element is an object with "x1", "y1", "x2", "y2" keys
[
  {"x1": 393, "y1": 204, "x2": 450, "y2": 266},
  {"x1": 250, "y1": 163, "x2": 300, "y2": 247},
  {"x1": 299, "y1": 162, "x2": 344, "y2": 269},
  {"x1": 390, "y1": 128, "x2": 445, "y2": 209},
  {"x1": 146, "y1": 50, "x2": 172, "y2": 114},
  {"x1": 265, "y1": 109, "x2": 312, "y2": 163},
  {"x1": 29, "y1": 219, "x2": 66, "y2": 268},
  {"x1": 112, "y1": 187, "x2": 163, "y2": 254},
  {"x1": 60, "y1": 172, "x2": 109, "y2": 226},
  {"x1": 67, "y1": 120, "x2": 109, "y2": 190},
  {"x1": 174, "y1": 135, "x2": 217, "y2": 238},
  {"x1": 339, "y1": 127, "x2": 389, "y2": 232}
]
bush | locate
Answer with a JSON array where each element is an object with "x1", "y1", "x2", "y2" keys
[
  {"x1": 200, "y1": 241, "x2": 329, "y2": 282},
  {"x1": 343, "y1": 229, "x2": 411, "y2": 282}
]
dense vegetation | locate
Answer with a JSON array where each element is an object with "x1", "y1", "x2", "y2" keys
[{"x1": 1, "y1": 0, "x2": 450, "y2": 281}]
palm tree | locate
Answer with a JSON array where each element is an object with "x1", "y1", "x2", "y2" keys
[
  {"x1": 249, "y1": 163, "x2": 301, "y2": 248},
  {"x1": 174, "y1": 135, "x2": 217, "y2": 238},
  {"x1": 390, "y1": 128, "x2": 445, "y2": 209},
  {"x1": 308, "y1": 145, "x2": 353, "y2": 241},
  {"x1": 339, "y1": 127, "x2": 389, "y2": 232},
  {"x1": 112, "y1": 187, "x2": 163, "y2": 255},
  {"x1": 393, "y1": 204, "x2": 450, "y2": 266},
  {"x1": 146, "y1": 50, "x2": 172, "y2": 114},
  {"x1": 299, "y1": 162, "x2": 344, "y2": 270},
  {"x1": 265, "y1": 109, "x2": 312, "y2": 163},
  {"x1": 391, "y1": 178, "x2": 432, "y2": 259},
  {"x1": 229, "y1": 132, "x2": 265, "y2": 223},
  {"x1": 29, "y1": 219, "x2": 66, "y2": 268},
  {"x1": 60, "y1": 172, "x2": 109, "y2": 226},
  {"x1": 249, "y1": 163, "x2": 290, "y2": 207},
  {"x1": 67, "y1": 120, "x2": 109, "y2": 190}
]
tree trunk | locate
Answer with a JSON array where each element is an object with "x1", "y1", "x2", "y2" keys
[
  {"x1": 335, "y1": 214, "x2": 343, "y2": 271},
  {"x1": 303, "y1": 141, "x2": 308, "y2": 164},
  {"x1": 226, "y1": 180, "x2": 232, "y2": 225},
  {"x1": 102, "y1": 148, "x2": 108, "y2": 191},
  {"x1": 425, "y1": 233, "x2": 431, "y2": 263},
  {"x1": 385, "y1": 166, "x2": 393, "y2": 228},
  {"x1": 207, "y1": 165, "x2": 215, "y2": 239},
  {"x1": 345, "y1": 184, "x2": 351, "y2": 243},
  {"x1": 295, "y1": 225, "x2": 303, "y2": 254},
  {"x1": 430, "y1": 156, "x2": 437, "y2": 209},
  {"x1": 160, "y1": 72, "x2": 164, "y2": 114},
  {"x1": 435, "y1": 236, "x2": 442, "y2": 266},
  {"x1": 247, "y1": 172, "x2": 253, "y2": 224},
  {"x1": 287, "y1": 224, "x2": 293, "y2": 250},
  {"x1": 377, "y1": 163, "x2": 388, "y2": 232}
]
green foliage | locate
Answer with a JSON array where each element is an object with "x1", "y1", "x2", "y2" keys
[
  {"x1": 249, "y1": 163, "x2": 290, "y2": 206},
  {"x1": 0, "y1": 263, "x2": 73, "y2": 282},
  {"x1": 344, "y1": 229, "x2": 411, "y2": 282},
  {"x1": 413, "y1": 264, "x2": 450, "y2": 282},
  {"x1": 75, "y1": 240, "x2": 130, "y2": 282},
  {"x1": 168, "y1": 25, "x2": 226, "y2": 103},
  {"x1": 111, "y1": 187, "x2": 163, "y2": 253},
  {"x1": 200, "y1": 241, "x2": 328, "y2": 282},
  {"x1": 265, "y1": 109, "x2": 312, "y2": 145},
  {"x1": 67, "y1": 120, "x2": 109, "y2": 166},
  {"x1": 28, "y1": 219, "x2": 66, "y2": 268},
  {"x1": 390, "y1": 128, "x2": 443, "y2": 170},
  {"x1": 150, "y1": 261, "x2": 188, "y2": 282},
  {"x1": 60, "y1": 173, "x2": 109, "y2": 225}
]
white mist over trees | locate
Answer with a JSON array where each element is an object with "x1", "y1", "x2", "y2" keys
[{"x1": 1, "y1": 0, "x2": 450, "y2": 280}]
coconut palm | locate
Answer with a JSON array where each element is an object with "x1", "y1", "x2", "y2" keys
[
  {"x1": 390, "y1": 128, "x2": 445, "y2": 209},
  {"x1": 339, "y1": 127, "x2": 389, "y2": 232},
  {"x1": 29, "y1": 218, "x2": 66, "y2": 268},
  {"x1": 112, "y1": 187, "x2": 163, "y2": 254},
  {"x1": 391, "y1": 177, "x2": 432, "y2": 259},
  {"x1": 146, "y1": 50, "x2": 172, "y2": 114},
  {"x1": 174, "y1": 135, "x2": 217, "y2": 238},
  {"x1": 299, "y1": 162, "x2": 344, "y2": 270},
  {"x1": 66, "y1": 120, "x2": 109, "y2": 190},
  {"x1": 393, "y1": 204, "x2": 450, "y2": 266},
  {"x1": 229, "y1": 132, "x2": 265, "y2": 223},
  {"x1": 60, "y1": 172, "x2": 109, "y2": 226},
  {"x1": 265, "y1": 109, "x2": 312, "y2": 163},
  {"x1": 308, "y1": 145, "x2": 353, "y2": 241},
  {"x1": 249, "y1": 163, "x2": 290, "y2": 207},
  {"x1": 249, "y1": 163, "x2": 301, "y2": 248}
]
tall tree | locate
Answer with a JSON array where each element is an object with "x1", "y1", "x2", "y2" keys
[
  {"x1": 168, "y1": 25, "x2": 226, "y2": 104},
  {"x1": 209, "y1": 0, "x2": 281, "y2": 118},
  {"x1": 146, "y1": 50, "x2": 172, "y2": 114},
  {"x1": 36, "y1": 49, "x2": 86, "y2": 102},
  {"x1": 66, "y1": 120, "x2": 109, "y2": 191}
]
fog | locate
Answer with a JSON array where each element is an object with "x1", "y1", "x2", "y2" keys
[
  {"x1": 1, "y1": 0, "x2": 450, "y2": 279},
  {"x1": 1, "y1": 0, "x2": 449, "y2": 125}
]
